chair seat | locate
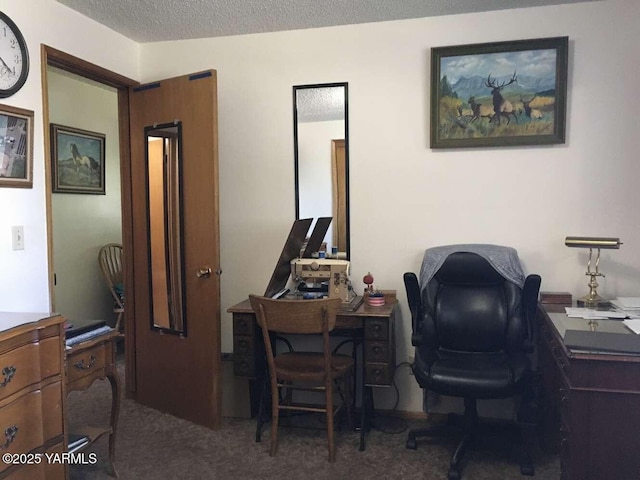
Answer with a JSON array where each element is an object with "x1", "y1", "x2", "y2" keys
[
  {"x1": 416, "y1": 351, "x2": 530, "y2": 399},
  {"x1": 275, "y1": 352, "x2": 353, "y2": 383}
]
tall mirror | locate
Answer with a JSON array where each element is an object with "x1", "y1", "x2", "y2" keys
[
  {"x1": 293, "y1": 82, "x2": 350, "y2": 258},
  {"x1": 145, "y1": 121, "x2": 186, "y2": 335}
]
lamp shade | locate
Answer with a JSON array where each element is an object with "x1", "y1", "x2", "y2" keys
[{"x1": 565, "y1": 237, "x2": 622, "y2": 249}]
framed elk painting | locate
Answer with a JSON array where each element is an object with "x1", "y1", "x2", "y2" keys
[
  {"x1": 51, "y1": 124, "x2": 106, "y2": 194},
  {"x1": 430, "y1": 36, "x2": 568, "y2": 148}
]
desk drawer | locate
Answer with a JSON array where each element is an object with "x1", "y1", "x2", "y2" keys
[
  {"x1": 365, "y1": 319, "x2": 389, "y2": 341},
  {"x1": 234, "y1": 355, "x2": 255, "y2": 378},
  {"x1": 233, "y1": 335, "x2": 254, "y2": 357},
  {"x1": 234, "y1": 314, "x2": 256, "y2": 336},
  {"x1": 365, "y1": 363, "x2": 391, "y2": 386},
  {"x1": 542, "y1": 322, "x2": 570, "y2": 379},
  {"x1": 365, "y1": 341, "x2": 389, "y2": 363},
  {"x1": 0, "y1": 338, "x2": 60, "y2": 402},
  {"x1": 66, "y1": 344, "x2": 107, "y2": 384}
]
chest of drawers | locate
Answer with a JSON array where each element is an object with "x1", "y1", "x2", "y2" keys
[{"x1": 0, "y1": 313, "x2": 66, "y2": 480}]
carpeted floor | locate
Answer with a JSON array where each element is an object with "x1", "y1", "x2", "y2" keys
[{"x1": 67, "y1": 359, "x2": 561, "y2": 480}]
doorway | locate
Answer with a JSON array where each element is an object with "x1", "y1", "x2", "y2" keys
[
  {"x1": 41, "y1": 45, "x2": 138, "y2": 394},
  {"x1": 47, "y1": 66, "x2": 121, "y2": 326},
  {"x1": 42, "y1": 48, "x2": 223, "y2": 429}
]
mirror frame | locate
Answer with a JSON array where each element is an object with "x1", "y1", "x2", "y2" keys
[
  {"x1": 293, "y1": 82, "x2": 350, "y2": 259},
  {"x1": 144, "y1": 121, "x2": 187, "y2": 336}
]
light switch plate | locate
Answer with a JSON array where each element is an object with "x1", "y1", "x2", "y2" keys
[{"x1": 12, "y1": 226, "x2": 24, "y2": 250}]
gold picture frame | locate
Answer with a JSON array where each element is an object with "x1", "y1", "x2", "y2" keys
[{"x1": 0, "y1": 104, "x2": 33, "y2": 188}]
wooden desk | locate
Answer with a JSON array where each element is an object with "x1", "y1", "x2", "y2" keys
[
  {"x1": 65, "y1": 330, "x2": 120, "y2": 478},
  {"x1": 538, "y1": 304, "x2": 640, "y2": 479},
  {"x1": 228, "y1": 297, "x2": 397, "y2": 450},
  {"x1": 0, "y1": 313, "x2": 66, "y2": 480}
]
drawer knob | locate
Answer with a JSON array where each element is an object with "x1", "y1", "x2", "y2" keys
[
  {"x1": 373, "y1": 346, "x2": 381, "y2": 354},
  {"x1": 74, "y1": 354, "x2": 97, "y2": 371},
  {"x1": 0, "y1": 425, "x2": 17, "y2": 451},
  {"x1": 0, "y1": 366, "x2": 16, "y2": 387}
]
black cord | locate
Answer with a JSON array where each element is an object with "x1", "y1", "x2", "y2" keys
[{"x1": 370, "y1": 361, "x2": 413, "y2": 435}]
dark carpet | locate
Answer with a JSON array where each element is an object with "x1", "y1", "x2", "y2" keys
[{"x1": 67, "y1": 360, "x2": 560, "y2": 480}]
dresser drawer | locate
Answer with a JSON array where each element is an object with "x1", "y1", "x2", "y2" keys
[
  {"x1": 0, "y1": 337, "x2": 61, "y2": 402},
  {"x1": 0, "y1": 380, "x2": 62, "y2": 475},
  {"x1": 66, "y1": 343, "x2": 107, "y2": 384},
  {"x1": 4, "y1": 441, "x2": 66, "y2": 480}
]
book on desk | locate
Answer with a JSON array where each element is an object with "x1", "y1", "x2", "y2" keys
[
  {"x1": 560, "y1": 298, "x2": 640, "y2": 353},
  {"x1": 564, "y1": 329, "x2": 640, "y2": 354},
  {"x1": 65, "y1": 320, "x2": 114, "y2": 348}
]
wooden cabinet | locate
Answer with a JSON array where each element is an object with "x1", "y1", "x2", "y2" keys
[
  {"x1": 538, "y1": 305, "x2": 640, "y2": 479},
  {"x1": 0, "y1": 313, "x2": 66, "y2": 480}
]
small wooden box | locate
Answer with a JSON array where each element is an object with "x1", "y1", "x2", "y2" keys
[{"x1": 540, "y1": 291, "x2": 572, "y2": 305}]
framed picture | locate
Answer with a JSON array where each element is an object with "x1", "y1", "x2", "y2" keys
[
  {"x1": 431, "y1": 36, "x2": 568, "y2": 149},
  {"x1": 51, "y1": 124, "x2": 106, "y2": 194},
  {"x1": 0, "y1": 104, "x2": 34, "y2": 188}
]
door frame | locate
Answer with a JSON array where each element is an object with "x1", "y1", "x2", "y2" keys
[{"x1": 40, "y1": 45, "x2": 139, "y2": 395}]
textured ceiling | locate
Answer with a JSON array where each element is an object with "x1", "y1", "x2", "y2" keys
[
  {"x1": 297, "y1": 86, "x2": 345, "y2": 123},
  {"x1": 56, "y1": 0, "x2": 598, "y2": 43}
]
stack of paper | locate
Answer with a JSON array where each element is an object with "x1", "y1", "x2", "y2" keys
[
  {"x1": 565, "y1": 307, "x2": 627, "y2": 319},
  {"x1": 622, "y1": 319, "x2": 640, "y2": 334},
  {"x1": 611, "y1": 297, "x2": 640, "y2": 318}
]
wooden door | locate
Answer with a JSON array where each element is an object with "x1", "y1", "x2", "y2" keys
[{"x1": 129, "y1": 71, "x2": 221, "y2": 428}]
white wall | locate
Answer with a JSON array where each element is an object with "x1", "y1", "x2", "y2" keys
[
  {"x1": 48, "y1": 67, "x2": 121, "y2": 324},
  {"x1": 139, "y1": 0, "x2": 640, "y2": 412},
  {"x1": 0, "y1": 1, "x2": 138, "y2": 312},
  {"x1": 2, "y1": 0, "x2": 638, "y2": 414}
]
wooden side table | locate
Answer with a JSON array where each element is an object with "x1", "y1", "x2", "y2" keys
[{"x1": 65, "y1": 330, "x2": 120, "y2": 477}]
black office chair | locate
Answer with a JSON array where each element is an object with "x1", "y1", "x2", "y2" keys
[{"x1": 404, "y1": 249, "x2": 541, "y2": 480}]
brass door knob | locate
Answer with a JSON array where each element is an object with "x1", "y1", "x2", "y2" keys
[{"x1": 196, "y1": 267, "x2": 212, "y2": 278}]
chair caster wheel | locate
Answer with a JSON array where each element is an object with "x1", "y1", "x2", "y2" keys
[
  {"x1": 406, "y1": 436, "x2": 417, "y2": 450},
  {"x1": 520, "y1": 465, "x2": 534, "y2": 476},
  {"x1": 447, "y1": 468, "x2": 460, "y2": 480}
]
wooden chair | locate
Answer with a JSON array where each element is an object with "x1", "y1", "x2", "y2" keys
[
  {"x1": 249, "y1": 295, "x2": 354, "y2": 462},
  {"x1": 98, "y1": 243, "x2": 124, "y2": 335}
]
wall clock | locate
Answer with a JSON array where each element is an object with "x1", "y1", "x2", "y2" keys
[{"x1": 0, "y1": 12, "x2": 29, "y2": 98}]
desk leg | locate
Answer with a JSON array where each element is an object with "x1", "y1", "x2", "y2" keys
[{"x1": 107, "y1": 370, "x2": 120, "y2": 478}]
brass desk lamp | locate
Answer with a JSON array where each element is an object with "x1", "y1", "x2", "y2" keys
[{"x1": 565, "y1": 236, "x2": 622, "y2": 308}]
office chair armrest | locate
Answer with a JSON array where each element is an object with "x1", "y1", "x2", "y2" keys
[
  {"x1": 404, "y1": 272, "x2": 423, "y2": 346},
  {"x1": 522, "y1": 274, "x2": 542, "y2": 352}
]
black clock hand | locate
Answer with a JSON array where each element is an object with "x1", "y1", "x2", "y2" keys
[{"x1": 0, "y1": 56, "x2": 13, "y2": 75}]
